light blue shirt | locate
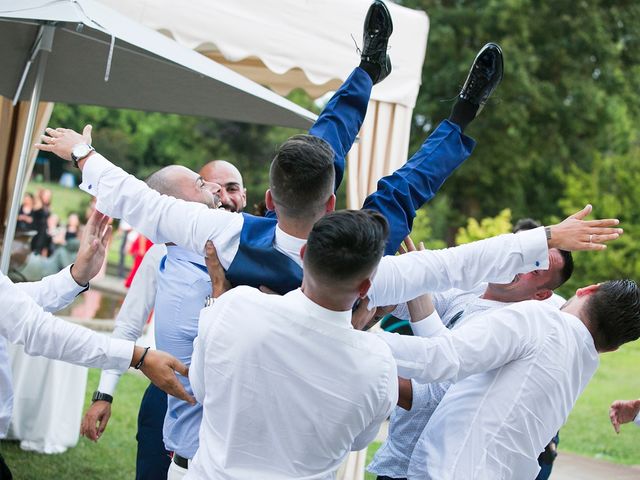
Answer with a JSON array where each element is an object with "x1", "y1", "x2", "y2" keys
[{"x1": 154, "y1": 245, "x2": 210, "y2": 458}]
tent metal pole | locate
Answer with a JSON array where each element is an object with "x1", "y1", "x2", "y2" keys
[{"x1": 1, "y1": 24, "x2": 55, "y2": 274}]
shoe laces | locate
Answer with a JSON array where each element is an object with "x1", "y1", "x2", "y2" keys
[{"x1": 352, "y1": 33, "x2": 391, "y2": 57}]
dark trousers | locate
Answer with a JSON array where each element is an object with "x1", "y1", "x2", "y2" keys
[
  {"x1": 377, "y1": 476, "x2": 406, "y2": 480},
  {"x1": 0, "y1": 452, "x2": 12, "y2": 480},
  {"x1": 536, "y1": 432, "x2": 560, "y2": 480},
  {"x1": 308, "y1": 67, "x2": 477, "y2": 257},
  {"x1": 136, "y1": 383, "x2": 170, "y2": 480}
]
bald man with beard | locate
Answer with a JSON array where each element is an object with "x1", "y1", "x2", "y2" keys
[{"x1": 81, "y1": 160, "x2": 247, "y2": 479}]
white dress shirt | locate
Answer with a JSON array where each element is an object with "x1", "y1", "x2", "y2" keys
[
  {"x1": 187, "y1": 286, "x2": 398, "y2": 480},
  {"x1": 97, "y1": 243, "x2": 166, "y2": 395},
  {"x1": 368, "y1": 284, "x2": 509, "y2": 478},
  {"x1": 379, "y1": 301, "x2": 599, "y2": 480},
  {"x1": 0, "y1": 267, "x2": 134, "y2": 436},
  {"x1": 79, "y1": 153, "x2": 549, "y2": 308}
]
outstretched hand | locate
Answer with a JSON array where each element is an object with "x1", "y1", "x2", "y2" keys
[
  {"x1": 548, "y1": 204, "x2": 622, "y2": 251},
  {"x1": 134, "y1": 348, "x2": 195, "y2": 405},
  {"x1": 70, "y1": 210, "x2": 112, "y2": 286},
  {"x1": 36, "y1": 125, "x2": 93, "y2": 162}
]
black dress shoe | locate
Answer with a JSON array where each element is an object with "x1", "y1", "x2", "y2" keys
[
  {"x1": 459, "y1": 43, "x2": 503, "y2": 110},
  {"x1": 361, "y1": 0, "x2": 393, "y2": 84}
]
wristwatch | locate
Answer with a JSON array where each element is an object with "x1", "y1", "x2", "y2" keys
[
  {"x1": 71, "y1": 143, "x2": 95, "y2": 168},
  {"x1": 91, "y1": 391, "x2": 113, "y2": 404}
]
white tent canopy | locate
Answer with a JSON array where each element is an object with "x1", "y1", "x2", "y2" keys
[
  {"x1": 99, "y1": 0, "x2": 430, "y2": 207},
  {"x1": 0, "y1": 0, "x2": 318, "y2": 267},
  {"x1": 0, "y1": 0, "x2": 316, "y2": 126}
]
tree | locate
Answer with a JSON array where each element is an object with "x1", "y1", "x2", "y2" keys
[
  {"x1": 455, "y1": 208, "x2": 512, "y2": 244},
  {"x1": 48, "y1": 88, "x2": 319, "y2": 211},
  {"x1": 398, "y1": 0, "x2": 640, "y2": 237},
  {"x1": 558, "y1": 143, "x2": 640, "y2": 297}
]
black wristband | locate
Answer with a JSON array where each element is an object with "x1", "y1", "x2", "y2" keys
[
  {"x1": 91, "y1": 391, "x2": 113, "y2": 403},
  {"x1": 134, "y1": 346, "x2": 151, "y2": 370}
]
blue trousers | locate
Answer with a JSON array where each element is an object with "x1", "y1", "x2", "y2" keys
[
  {"x1": 136, "y1": 383, "x2": 170, "y2": 480},
  {"x1": 309, "y1": 67, "x2": 476, "y2": 255}
]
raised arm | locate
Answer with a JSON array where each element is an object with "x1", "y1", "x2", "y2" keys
[
  {"x1": 15, "y1": 210, "x2": 113, "y2": 311},
  {"x1": 369, "y1": 206, "x2": 621, "y2": 308},
  {"x1": 36, "y1": 126, "x2": 240, "y2": 262},
  {"x1": 377, "y1": 302, "x2": 545, "y2": 384}
]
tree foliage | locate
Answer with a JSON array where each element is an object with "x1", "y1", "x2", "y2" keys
[
  {"x1": 49, "y1": 89, "x2": 317, "y2": 211},
  {"x1": 399, "y1": 0, "x2": 640, "y2": 231},
  {"x1": 559, "y1": 143, "x2": 640, "y2": 294},
  {"x1": 455, "y1": 208, "x2": 512, "y2": 244}
]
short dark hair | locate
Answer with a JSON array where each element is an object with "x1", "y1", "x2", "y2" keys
[
  {"x1": 305, "y1": 210, "x2": 389, "y2": 283},
  {"x1": 586, "y1": 279, "x2": 640, "y2": 351},
  {"x1": 512, "y1": 218, "x2": 541, "y2": 233},
  {"x1": 269, "y1": 134, "x2": 335, "y2": 220},
  {"x1": 546, "y1": 249, "x2": 574, "y2": 290}
]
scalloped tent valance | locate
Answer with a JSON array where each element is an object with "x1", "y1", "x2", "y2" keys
[
  {"x1": 100, "y1": 0, "x2": 429, "y2": 107},
  {"x1": 99, "y1": 0, "x2": 431, "y2": 212}
]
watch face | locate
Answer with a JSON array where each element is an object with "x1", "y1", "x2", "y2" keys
[{"x1": 72, "y1": 144, "x2": 91, "y2": 159}]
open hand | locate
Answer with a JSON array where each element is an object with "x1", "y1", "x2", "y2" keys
[
  {"x1": 35, "y1": 125, "x2": 93, "y2": 162},
  {"x1": 548, "y1": 205, "x2": 622, "y2": 251},
  {"x1": 134, "y1": 348, "x2": 195, "y2": 405},
  {"x1": 70, "y1": 210, "x2": 112, "y2": 286}
]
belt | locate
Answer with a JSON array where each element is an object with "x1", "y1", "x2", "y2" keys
[{"x1": 173, "y1": 453, "x2": 189, "y2": 469}]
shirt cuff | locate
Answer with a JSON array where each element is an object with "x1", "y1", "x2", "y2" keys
[
  {"x1": 79, "y1": 153, "x2": 113, "y2": 197},
  {"x1": 60, "y1": 265, "x2": 89, "y2": 296},
  {"x1": 97, "y1": 370, "x2": 123, "y2": 396},
  {"x1": 516, "y1": 227, "x2": 549, "y2": 271},
  {"x1": 411, "y1": 310, "x2": 447, "y2": 337},
  {"x1": 105, "y1": 339, "x2": 135, "y2": 372},
  {"x1": 634, "y1": 410, "x2": 640, "y2": 427}
]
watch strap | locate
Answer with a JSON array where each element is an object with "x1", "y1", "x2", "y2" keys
[{"x1": 91, "y1": 391, "x2": 113, "y2": 403}]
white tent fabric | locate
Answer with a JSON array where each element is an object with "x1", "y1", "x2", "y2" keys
[
  {"x1": 0, "y1": 0, "x2": 316, "y2": 126},
  {"x1": 99, "y1": 0, "x2": 430, "y2": 208},
  {"x1": 0, "y1": 0, "x2": 318, "y2": 234}
]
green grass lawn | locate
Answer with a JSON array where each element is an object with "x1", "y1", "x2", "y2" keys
[
  {"x1": 3, "y1": 344, "x2": 639, "y2": 478},
  {"x1": 560, "y1": 340, "x2": 640, "y2": 464},
  {"x1": 1, "y1": 369, "x2": 148, "y2": 479}
]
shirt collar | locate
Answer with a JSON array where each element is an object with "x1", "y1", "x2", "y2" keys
[
  {"x1": 166, "y1": 244, "x2": 206, "y2": 266},
  {"x1": 274, "y1": 225, "x2": 306, "y2": 260},
  {"x1": 287, "y1": 289, "x2": 353, "y2": 328}
]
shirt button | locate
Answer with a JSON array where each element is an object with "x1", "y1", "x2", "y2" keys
[
  {"x1": 535, "y1": 261, "x2": 540, "y2": 267},
  {"x1": 88, "y1": 184, "x2": 92, "y2": 190}
]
